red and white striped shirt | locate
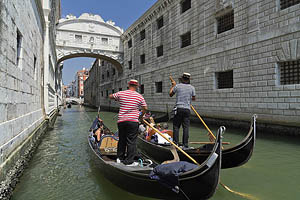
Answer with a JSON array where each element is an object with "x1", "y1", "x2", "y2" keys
[{"x1": 112, "y1": 90, "x2": 147, "y2": 123}]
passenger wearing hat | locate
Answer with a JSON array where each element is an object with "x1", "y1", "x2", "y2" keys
[
  {"x1": 109, "y1": 79, "x2": 148, "y2": 166},
  {"x1": 169, "y1": 72, "x2": 196, "y2": 149}
]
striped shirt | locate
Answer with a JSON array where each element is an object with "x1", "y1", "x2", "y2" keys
[
  {"x1": 112, "y1": 90, "x2": 147, "y2": 123},
  {"x1": 173, "y1": 83, "x2": 196, "y2": 110}
]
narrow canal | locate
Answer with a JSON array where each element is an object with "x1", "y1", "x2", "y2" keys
[{"x1": 12, "y1": 106, "x2": 300, "y2": 200}]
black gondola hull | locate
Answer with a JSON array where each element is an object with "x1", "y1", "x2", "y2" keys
[
  {"x1": 138, "y1": 115, "x2": 256, "y2": 169},
  {"x1": 88, "y1": 126, "x2": 224, "y2": 199}
]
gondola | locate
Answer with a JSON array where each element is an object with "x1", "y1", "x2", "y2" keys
[
  {"x1": 153, "y1": 112, "x2": 169, "y2": 123},
  {"x1": 88, "y1": 121, "x2": 224, "y2": 200},
  {"x1": 138, "y1": 115, "x2": 257, "y2": 169}
]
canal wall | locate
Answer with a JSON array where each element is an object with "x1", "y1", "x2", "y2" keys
[
  {"x1": 0, "y1": 0, "x2": 61, "y2": 193},
  {"x1": 85, "y1": 0, "x2": 300, "y2": 134}
]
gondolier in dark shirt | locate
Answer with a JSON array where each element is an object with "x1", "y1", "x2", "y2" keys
[
  {"x1": 169, "y1": 73, "x2": 196, "y2": 149},
  {"x1": 109, "y1": 79, "x2": 148, "y2": 166}
]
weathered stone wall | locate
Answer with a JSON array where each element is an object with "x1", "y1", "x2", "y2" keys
[
  {"x1": 0, "y1": 0, "x2": 45, "y2": 173},
  {"x1": 90, "y1": 0, "x2": 300, "y2": 129}
]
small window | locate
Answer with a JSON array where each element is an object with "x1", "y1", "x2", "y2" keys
[
  {"x1": 155, "y1": 82, "x2": 163, "y2": 93},
  {"x1": 217, "y1": 10, "x2": 234, "y2": 34},
  {"x1": 279, "y1": 60, "x2": 300, "y2": 85},
  {"x1": 140, "y1": 84, "x2": 144, "y2": 94},
  {"x1": 107, "y1": 71, "x2": 110, "y2": 78},
  {"x1": 102, "y1": 74, "x2": 104, "y2": 80},
  {"x1": 128, "y1": 39, "x2": 132, "y2": 48},
  {"x1": 216, "y1": 70, "x2": 233, "y2": 89},
  {"x1": 102, "y1": 38, "x2": 108, "y2": 44},
  {"x1": 113, "y1": 68, "x2": 116, "y2": 75},
  {"x1": 101, "y1": 91, "x2": 104, "y2": 97},
  {"x1": 106, "y1": 90, "x2": 108, "y2": 97},
  {"x1": 128, "y1": 60, "x2": 132, "y2": 70},
  {"x1": 17, "y1": 30, "x2": 22, "y2": 67},
  {"x1": 140, "y1": 29, "x2": 146, "y2": 41},
  {"x1": 33, "y1": 56, "x2": 37, "y2": 80},
  {"x1": 157, "y1": 16, "x2": 164, "y2": 30},
  {"x1": 75, "y1": 34, "x2": 82, "y2": 42},
  {"x1": 112, "y1": 89, "x2": 115, "y2": 94},
  {"x1": 280, "y1": 0, "x2": 300, "y2": 10},
  {"x1": 119, "y1": 88, "x2": 122, "y2": 91},
  {"x1": 181, "y1": 0, "x2": 191, "y2": 14},
  {"x1": 89, "y1": 37, "x2": 94, "y2": 43},
  {"x1": 140, "y1": 54, "x2": 145, "y2": 64},
  {"x1": 157, "y1": 45, "x2": 164, "y2": 57},
  {"x1": 181, "y1": 32, "x2": 191, "y2": 48}
]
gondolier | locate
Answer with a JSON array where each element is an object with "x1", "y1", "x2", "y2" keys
[
  {"x1": 109, "y1": 79, "x2": 148, "y2": 166},
  {"x1": 169, "y1": 73, "x2": 196, "y2": 149}
]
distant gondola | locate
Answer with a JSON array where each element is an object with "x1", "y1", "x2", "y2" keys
[
  {"x1": 88, "y1": 121, "x2": 224, "y2": 200},
  {"x1": 138, "y1": 115, "x2": 257, "y2": 169}
]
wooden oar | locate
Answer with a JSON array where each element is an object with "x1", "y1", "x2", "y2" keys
[
  {"x1": 191, "y1": 105, "x2": 216, "y2": 140},
  {"x1": 143, "y1": 119, "x2": 200, "y2": 166},
  {"x1": 190, "y1": 141, "x2": 230, "y2": 145}
]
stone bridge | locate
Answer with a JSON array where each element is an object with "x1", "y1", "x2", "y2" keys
[{"x1": 56, "y1": 13, "x2": 124, "y2": 73}]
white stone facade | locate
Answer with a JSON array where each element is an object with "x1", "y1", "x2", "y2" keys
[
  {"x1": 0, "y1": 0, "x2": 61, "y2": 180},
  {"x1": 56, "y1": 13, "x2": 124, "y2": 72},
  {"x1": 95, "y1": 0, "x2": 300, "y2": 128}
]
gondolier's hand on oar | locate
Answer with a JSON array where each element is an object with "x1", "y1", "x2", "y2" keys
[{"x1": 169, "y1": 76, "x2": 176, "y2": 86}]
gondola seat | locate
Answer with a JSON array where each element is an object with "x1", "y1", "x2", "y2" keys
[{"x1": 99, "y1": 135, "x2": 118, "y2": 155}]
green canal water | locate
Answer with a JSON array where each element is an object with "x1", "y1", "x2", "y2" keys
[{"x1": 12, "y1": 106, "x2": 300, "y2": 200}]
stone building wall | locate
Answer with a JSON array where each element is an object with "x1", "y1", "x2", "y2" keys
[
  {"x1": 0, "y1": 0, "x2": 61, "y2": 183},
  {"x1": 92, "y1": 0, "x2": 300, "y2": 128}
]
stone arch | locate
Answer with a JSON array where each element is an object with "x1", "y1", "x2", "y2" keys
[{"x1": 56, "y1": 13, "x2": 124, "y2": 73}]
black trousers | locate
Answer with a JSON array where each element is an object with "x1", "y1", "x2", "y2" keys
[
  {"x1": 173, "y1": 108, "x2": 190, "y2": 147},
  {"x1": 117, "y1": 121, "x2": 139, "y2": 164}
]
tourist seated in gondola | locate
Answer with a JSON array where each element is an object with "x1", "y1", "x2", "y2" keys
[{"x1": 89, "y1": 116, "x2": 104, "y2": 144}]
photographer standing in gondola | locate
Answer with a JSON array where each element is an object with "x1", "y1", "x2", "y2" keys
[
  {"x1": 169, "y1": 73, "x2": 196, "y2": 149},
  {"x1": 109, "y1": 79, "x2": 148, "y2": 166}
]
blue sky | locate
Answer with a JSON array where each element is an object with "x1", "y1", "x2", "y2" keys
[{"x1": 61, "y1": 0, "x2": 157, "y2": 85}]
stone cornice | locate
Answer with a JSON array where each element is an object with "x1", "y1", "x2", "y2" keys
[
  {"x1": 57, "y1": 18, "x2": 123, "y2": 36},
  {"x1": 122, "y1": 0, "x2": 176, "y2": 41}
]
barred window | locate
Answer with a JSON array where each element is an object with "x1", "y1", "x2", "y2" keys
[
  {"x1": 140, "y1": 84, "x2": 144, "y2": 94},
  {"x1": 217, "y1": 10, "x2": 234, "y2": 34},
  {"x1": 157, "y1": 16, "x2": 164, "y2": 30},
  {"x1": 113, "y1": 68, "x2": 116, "y2": 75},
  {"x1": 279, "y1": 60, "x2": 300, "y2": 85},
  {"x1": 128, "y1": 39, "x2": 132, "y2": 48},
  {"x1": 140, "y1": 29, "x2": 146, "y2": 41},
  {"x1": 128, "y1": 60, "x2": 132, "y2": 70},
  {"x1": 216, "y1": 70, "x2": 233, "y2": 89},
  {"x1": 181, "y1": 0, "x2": 191, "y2": 14},
  {"x1": 155, "y1": 82, "x2": 163, "y2": 93},
  {"x1": 140, "y1": 54, "x2": 146, "y2": 64},
  {"x1": 157, "y1": 45, "x2": 164, "y2": 57},
  {"x1": 280, "y1": 0, "x2": 300, "y2": 10},
  {"x1": 181, "y1": 32, "x2": 191, "y2": 48}
]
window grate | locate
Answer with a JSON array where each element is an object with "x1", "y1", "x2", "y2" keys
[
  {"x1": 128, "y1": 60, "x2": 132, "y2": 70},
  {"x1": 140, "y1": 54, "x2": 145, "y2": 64},
  {"x1": 181, "y1": 0, "x2": 191, "y2": 14},
  {"x1": 181, "y1": 32, "x2": 191, "y2": 48},
  {"x1": 155, "y1": 82, "x2": 163, "y2": 93},
  {"x1": 157, "y1": 16, "x2": 164, "y2": 30},
  {"x1": 217, "y1": 70, "x2": 233, "y2": 89},
  {"x1": 280, "y1": 0, "x2": 300, "y2": 9},
  {"x1": 140, "y1": 84, "x2": 144, "y2": 94},
  {"x1": 279, "y1": 60, "x2": 300, "y2": 85},
  {"x1": 217, "y1": 10, "x2": 234, "y2": 34},
  {"x1": 140, "y1": 29, "x2": 146, "y2": 41},
  {"x1": 157, "y1": 45, "x2": 164, "y2": 57},
  {"x1": 128, "y1": 39, "x2": 132, "y2": 48}
]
